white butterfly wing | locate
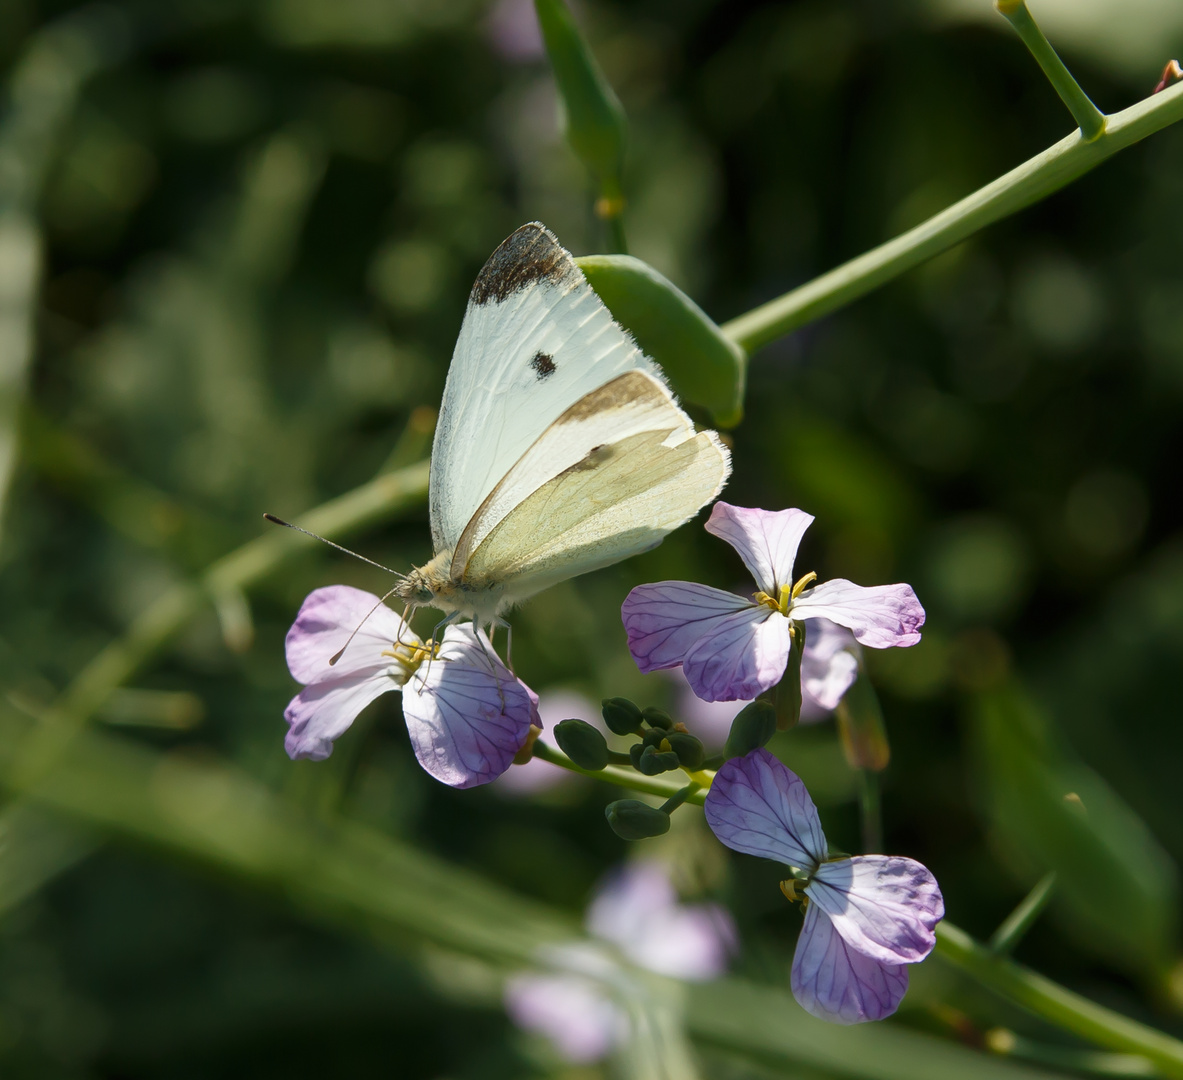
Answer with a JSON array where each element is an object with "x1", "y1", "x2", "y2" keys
[
  {"x1": 456, "y1": 370, "x2": 730, "y2": 604},
  {"x1": 429, "y1": 223, "x2": 657, "y2": 555}
]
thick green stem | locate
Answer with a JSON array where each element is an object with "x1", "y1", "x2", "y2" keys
[
  {"x1": 722, "y1": 82, "x2": 1183, "y2": 355},
  {"x1": 989, "y1": 872, "x2": 1057, "y2": 955},
  {"x1": 996, "y1": 0, "x2": 1106, "y2": 140},
  {"x1": 936, "y1": 922, "x2": 1183, "y2": 1078},
  {"x1": 858, "y1": 768, "x2": 883, "y2": 854}
]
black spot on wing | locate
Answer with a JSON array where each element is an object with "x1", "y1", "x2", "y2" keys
[
  {"x1": 469, "y1": 222, "x2": 579, "y2": 306},
  {"x1": 531, "y1": 351, "x2": 556, "y2": 379}
]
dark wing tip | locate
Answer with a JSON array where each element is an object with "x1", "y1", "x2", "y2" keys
[{"x1": 469, "y1": 222, "x2": 580, "y2": 306}]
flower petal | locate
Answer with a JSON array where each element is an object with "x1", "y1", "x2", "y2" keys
[
  {"x1": 504, "y1": 973, "x2": 625, "y2": 1063},
  {"x1": 800, "y1": 618, "x2": 860, "y2": 716},
  {"x1": 791, "y1": 580, "x2": 925, "y2": 649},
  {"x1": 682, "y1": 605, "x2": 792, "y2": 702},
  {"x1": 586, "y1": 863, "x2": 736, "y2": 981},
  {"x1": 791, "y1": 902, "x2": 910, "y2": 1024},
  {"x1": 286, "y1": 585, "x2": 415, "y2": 684},
  {"x1": 622, "y1": 582, "x2": 753, "y2": 673},
  {"x1": 806, "y1": 856, "x2": 944, "y2": 965},
  {"x1": 704, "y1": 749, "x2": 827, "y2": 870},
  {"x1": 705, "y1": 503, "x2": 815, "y2": 596},
  {"x1": 283, "y1": 670, "x2": 395, "y2": 761},
  {"x1": 402, "y1": 624, "x2": 535, "y2": 788}
]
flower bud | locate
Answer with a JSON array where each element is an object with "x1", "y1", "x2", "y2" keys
[
  {"x1": 554, "y1": 718, "x2": 610, "y2": 771},
  {"x1": 641, "y1": 706, "x2": 673, "y2": 729},
  {"x1": 602, "y1": 697, "x2": 643, "y2": 736},
  {"x1": 663, "y1": 731, "x2": 704, "y2": 770},
  {"x1": 724, "y1": 701, "x2": 778, "y2": 759},
  {"x1": 635, "y1": 745, "x2": 680, "y2": 776},
  {"x1": 533, "y1": 0, "x2": 627, "y2": 189},
  {"x1": 641, "y1": 727, "x2": 669, "y2": 749},
  {"x1": 605, "y1": 799, "x2": 670, "y2": 840}
]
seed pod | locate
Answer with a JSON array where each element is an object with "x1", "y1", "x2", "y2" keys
[
  {"x1": 554, "y1": 718, "x2": 610, "y2": 771},
  {"x1": 605, "y1": 799, "x2": 670, "y2": 840},
  {"x1": 724, "y1": 701, "x2": 778, "y2": 759}
]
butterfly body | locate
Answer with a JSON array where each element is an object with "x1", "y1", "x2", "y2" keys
[{"x1": 394, "y1": 223, "x2": 730, "y2": 624}]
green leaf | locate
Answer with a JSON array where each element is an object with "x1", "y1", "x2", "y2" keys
[
  {"x1": 577, "y1": 254, "x2": 746, "y2": 427},
  {"x1": 970, "y1": 681, "x2": 1179, "y2": 978}
]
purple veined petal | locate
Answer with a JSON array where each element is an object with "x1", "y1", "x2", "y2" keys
[
  {"x1": 503, "y1": 973, "x2": 626, "y2": 1063},
  {"x1": 806, "y1": 856, "x2": 944, "y2": 965},
  {"x1": 622, "y1": 581, "x2": 753, "y2": 673},
  {"x1": 791, "y1": 902, "x2": 910, "y2": 1024},
  {"x1": 705, "y1": 503, "x2": 815, "y2": 597},
  {"x1": 283, "y1": 669, "x2": 397, "y2": 761},
  {"x1": 496, "y1": 689, "x2": 596, "y2": 795},
  {"x1": 286, "y1": 585, "x2": 415, "y2": 685},
  {"x1": 585, "y1": 863, "x2": 737, "y2": 981},
  {"x1": 791, "y1": 579, "x2": 925, "y2": 649},
  {"x1": 704, "y1": 749, "x2": 828, "y2": 870},
  {"x1": 401, "y1": 624, "x2": 534, "y2": 788},
  {"x1": 682, "y1": 605, "x2": 792, "y2": 703},
  {"x1": 800, "y1": 618, "x2": 861, "y2": 717}
]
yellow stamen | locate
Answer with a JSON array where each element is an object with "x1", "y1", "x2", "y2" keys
[
  {"x1": 791, "y1": 571, "x2": 818, "y2": 601},
  {"x1": 779, "y1": 879, "x2": 799, "y2": 902},
  {"x1": 754, "y1": 584, "x2": 793, "y2": 616}
]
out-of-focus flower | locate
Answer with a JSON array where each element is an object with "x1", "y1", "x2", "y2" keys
[
  {"x1": 622, "y1": 503, "x2": 923, "y2": 702},
  {"x1": 504, "y1": 862, "x2": 735, "y2": 1061},
  {"x1": 284, "y1": 585, "x2": 537, "y2": 788},
  {"x1": 496, "y1": 688, "x2": 599, "y2": 794},
  {"x1": 705, "y1": 749, "x2": 942, "y2": 1024}
]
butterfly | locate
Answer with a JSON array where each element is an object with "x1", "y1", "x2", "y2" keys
[{"x1": 393, "y1": 222, "x2": 731, "y2": 630}]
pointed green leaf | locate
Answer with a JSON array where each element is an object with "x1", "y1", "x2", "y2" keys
[
  {"x1": 971, "y1": 681, "x2": 1178, "y2": 978},
  {"x1": 577, "y1": 253, "x2": 746, "y2": 427}
]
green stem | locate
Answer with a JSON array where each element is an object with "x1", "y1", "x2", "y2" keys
[
  {"x1": 532, "y1": 740, "x2": 707, "y2": 804},
  {"x1": 659, "y1": 783, "x2": 699, "y2": 815},
  {"x1": 858, "y1": 768, "x2": 883, "y2": 854},
  {"x1": 936, "y1": 922, "x2": 1183, "y2": 1078},
  {"x1": 8, "y1": 458, "x2": 431, "y2": 790},
  {"x1": 721, "y1": 82, "x2": 1183, "y2": 355},
  {"x1": 989, "y1": 872, "x2": 1057, "y2": 955},
  {"x1": 996, "y1": 0, "x2": 1106, "y2": 141},
  {"x1": 533, "y1": 743, "x2": 1183, "y2": 1072}
]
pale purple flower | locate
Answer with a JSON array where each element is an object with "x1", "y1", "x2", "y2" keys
[
  {"x1": 705, "y1": 749, "x2": 943, "y2": 1024},
  {"x1": 284, "y1": 585, "x2": 537, "y2": 788},
  {"x1": 504, "y1": 862, "x2": 735, "y2": 1061},
  {"x1": 495, "y1": 688, "x2": 599, "y2": 795},
  {"x1": 622, "y1": 503, "x2": 924, "y2": 702}
]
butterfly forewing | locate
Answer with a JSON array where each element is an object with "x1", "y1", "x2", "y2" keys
[{"x1": 428, "y1": 223, "x2": 657, "y2": 556}]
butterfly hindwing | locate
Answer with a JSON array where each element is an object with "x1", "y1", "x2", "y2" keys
[
  {"x1": 457, "y1": 370, "x2": 730, "y2": 605},
  {"x1": 428, "y1": 223, "x2": 657, "y2": 556}
]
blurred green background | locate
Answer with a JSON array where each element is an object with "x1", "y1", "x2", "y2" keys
[{"x1": 2, "y1": 0, "x2": 1183, "y2": 1076}]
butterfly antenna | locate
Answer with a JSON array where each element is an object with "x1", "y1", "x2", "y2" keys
[
  {"x1": 263, "y1": 513, "x2": 406, "y2": 579},
  {"x1": 329, "y1": 582, "x2": 404, "y2": 666}
]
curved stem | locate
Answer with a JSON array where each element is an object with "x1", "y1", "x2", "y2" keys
[
  {"x1": 722, "y1": 83, "x2": 1183, "y2": 355},
  {"x1": 533, "y1": 742, "x2": 1183, "y2": 1073},
  {"x1": 8, "y1": 458, "x2": 431, "y2": 791}
]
